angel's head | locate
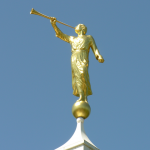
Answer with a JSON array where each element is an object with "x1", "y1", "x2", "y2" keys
[{"x1": 75, "y1": 24, "x2": 87, "y2": 35}]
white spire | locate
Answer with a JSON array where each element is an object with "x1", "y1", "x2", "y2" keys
[{"x1": 55, "y1": 118, "x2": 99, "y2": 150}]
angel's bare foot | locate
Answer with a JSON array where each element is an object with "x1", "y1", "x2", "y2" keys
[
  {"x1": 76, "y1": 94, "x2": 83, "y2": 102},
  {"x1": 84, "y1": 97, "x2": 88, "y2": 103}
]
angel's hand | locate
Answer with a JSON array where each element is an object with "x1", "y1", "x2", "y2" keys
[
  {"x1": 96, "y1": 54, "x2": 104, "y2": 63},
  {"x1": 50, "y1": 17, "x2": 57, "y2": 25}
]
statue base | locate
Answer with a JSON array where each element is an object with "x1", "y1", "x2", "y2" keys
[{"x1": 72, "y1": 101, "x2": 91, "y2": 119}]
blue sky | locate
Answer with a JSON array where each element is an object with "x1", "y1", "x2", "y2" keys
[{"x1": 0, "y1": 0, "x2": 150, "y2": 150}]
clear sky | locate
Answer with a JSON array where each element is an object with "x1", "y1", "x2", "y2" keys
[{"x1": 0, "y1": 0, "x2": 150, "y2": 150}]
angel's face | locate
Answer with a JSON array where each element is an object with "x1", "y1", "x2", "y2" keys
[{"x1": 75, "y1": 24, "x2": 87, "y2": 35}]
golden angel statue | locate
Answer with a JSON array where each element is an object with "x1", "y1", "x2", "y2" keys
[{"x1": 50, "y1": 17, "x2": 104, "y2": 102}]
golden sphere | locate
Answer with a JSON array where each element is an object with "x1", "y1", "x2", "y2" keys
[{"x1": 72, "y1": 101, "x2": 91, "y2": 119}]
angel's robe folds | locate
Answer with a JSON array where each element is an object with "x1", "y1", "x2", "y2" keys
[{"x1": 52, "y1": 24, "x2": 101, "y2": 97}]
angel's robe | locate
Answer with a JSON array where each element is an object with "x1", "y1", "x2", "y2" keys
[{"x1": 52, "y1": 24, "x2": 101, "y2": 97}]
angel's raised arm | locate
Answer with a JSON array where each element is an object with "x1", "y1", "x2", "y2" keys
[{"x1": 50, "y1": 17, "x2": 72, "y2": 43}]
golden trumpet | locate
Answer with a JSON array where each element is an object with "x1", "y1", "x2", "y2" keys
[{"x1": 30, "y1": 8, "x2": 75, "y2": 29}]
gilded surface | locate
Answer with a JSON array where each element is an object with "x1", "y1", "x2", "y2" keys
[
  {"x1": 30, "y1": 8, "x2": 75, "y2": 29},
  {"x1": 50, "y1": 18, "x2": 104, "y2": 102},
  {"x1": 72, "y1": 101, "x2": 91, "y2": 119}
]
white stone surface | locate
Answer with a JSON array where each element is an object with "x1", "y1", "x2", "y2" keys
[{"x1": 55, "y1": 118, "x2": 99, "y2": 150}]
